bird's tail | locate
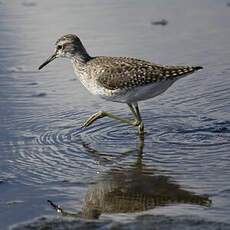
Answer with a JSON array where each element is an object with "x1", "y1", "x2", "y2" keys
[
  {"x1": 161, "y1": 65, "x2": 203, "y2": 80},
  {"x1": 193, "y1": 66, "x2": 203, "y2": 71}
]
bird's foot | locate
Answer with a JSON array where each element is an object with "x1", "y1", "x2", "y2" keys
[
  {"x1": 132, "y1": 120, "x2": 141, "y2": 126},
  {"x1": 82, "y1": 111, "x2": 106, "y2": 128}
]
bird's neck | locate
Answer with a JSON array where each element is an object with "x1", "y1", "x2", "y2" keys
[{"x1": 71, "y1": 45, "x2": 92, "y2": 65}]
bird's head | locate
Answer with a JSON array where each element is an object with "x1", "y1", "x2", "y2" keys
[{"x1": 39, "y1": 34, "x2": 90, "y2": 70}]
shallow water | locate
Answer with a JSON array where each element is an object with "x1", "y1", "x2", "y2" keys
[{"x1": 0, "y1": 0, "x2": 230, "y2": 229}]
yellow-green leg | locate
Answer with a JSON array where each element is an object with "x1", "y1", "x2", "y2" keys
[
  {"x1": 129, "y1": 103, "x2": 144, "y2": 137},
  {"x1": 82, "y1": 103, "x2": 144, "y2": 137},
  {"x1": 82, "y1": 110, "x2": 138, "y2": 128}
]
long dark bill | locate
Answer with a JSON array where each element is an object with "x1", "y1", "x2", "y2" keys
[{"x1": 38, "y1": 53, "x2": 56, "y2": 70}]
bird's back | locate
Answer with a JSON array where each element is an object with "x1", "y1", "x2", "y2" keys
[{"x1": 86, "y1": 56, "x2": 202, "y2": 90}]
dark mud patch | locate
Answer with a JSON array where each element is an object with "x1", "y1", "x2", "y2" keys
[
  {"x1": 27, "y1": 82, "x2": 38, "y2": 86},
  {"x1": 30, "y1": 92, "x2": 47, "y2": 97},
  {"x1": 151, "y1": 19, "x2": 168, "y2": 26}
]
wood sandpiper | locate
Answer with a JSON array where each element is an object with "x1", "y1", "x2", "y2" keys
[{"x1": 38, "y1": 34, "x2": 203, "y2": 137}]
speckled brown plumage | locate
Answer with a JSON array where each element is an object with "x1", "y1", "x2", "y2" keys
[{"x1": 84, "y1": 56, "x2": 202, "y2": 90}]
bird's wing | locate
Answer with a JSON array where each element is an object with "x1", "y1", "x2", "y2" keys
[{"x1": 95, "y1": 57, "x2": 202, "y2": 90}]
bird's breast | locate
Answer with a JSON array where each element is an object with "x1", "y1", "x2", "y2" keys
[{"x1": 72, "y1": 62, "x2": 119, "y2": 99}]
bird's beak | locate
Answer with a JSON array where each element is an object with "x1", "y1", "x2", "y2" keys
[{"x1": 38, "y1": 52, "x2": 57, "y2": 70}]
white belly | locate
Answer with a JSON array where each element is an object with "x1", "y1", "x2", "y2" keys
[{"x1": 106, "y1": 79, "x2": 177, "y2": 103}]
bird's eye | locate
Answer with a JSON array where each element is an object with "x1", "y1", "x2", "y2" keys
[{"x1": 57, "y1": 45, "x2": 63, "y2": 50}]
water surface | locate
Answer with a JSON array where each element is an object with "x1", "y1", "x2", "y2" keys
[{"x1": 0, "y1": 0, "x2": 230, "y2": 229}]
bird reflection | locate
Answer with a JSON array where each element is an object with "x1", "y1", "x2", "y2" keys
[{"x1": 48, "y1": 138, "x2": 211, "y2": 219}]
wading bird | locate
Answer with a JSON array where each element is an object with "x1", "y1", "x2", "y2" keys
[{"x1": 39, "y1": 34, "x2": 202, "y2": 136}]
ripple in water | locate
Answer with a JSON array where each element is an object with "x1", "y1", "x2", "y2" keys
[
  {"x1": 10, "y1": 110, "x2": 139, "y2": 186},
  {"x1": 7, "y1": 105, "x2": 230, "y2": 202},
  {"x1": 145, "y1": 111, "x2": 230, "y2": 147}
]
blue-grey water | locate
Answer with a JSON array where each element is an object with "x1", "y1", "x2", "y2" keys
[{"x1": 0, "y1": 0, "x2": 230, "y2": 229}]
